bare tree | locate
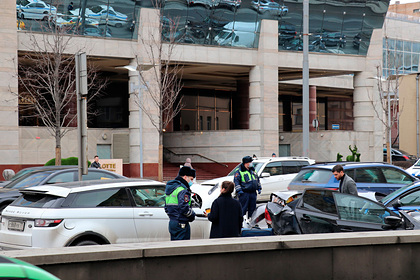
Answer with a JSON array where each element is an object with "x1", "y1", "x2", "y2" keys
[
  {"x1": 370, "y1": 33, "x2": 402, "y2": 164},
  {"x1": 134, "y1": 4, "x2": 184, "y2": 181},
  {"x1": 16, "y1": 21, "x2": 106, "y2": 165}
]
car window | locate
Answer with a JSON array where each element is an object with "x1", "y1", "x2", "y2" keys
[
  {"x1": 47, "y1": 171, "x2": 75, "y2": 184},
  {"x1": 263, "y1": 162, "x2": 283, "y2": 176},
  {"x1": 82, "y1": 171, "x2": 117, "y2": 180},
  {"x1": 335, "y1": 193, "x2": 391, "y2": 224},
  {"x1": 11, "y1": 193, "x2": 64, "y2": 208},
  {"x1": 69, "y1": 188, "x2": 131, "y2": 207},
  {"x1": 4, "y1": 171, "x2": 56, "y2": 189},
  {"x1": 300, "y1": 189, "x2": 337, "y2": 214},
  {"x1": 129, "y1": 186, "x2": 165, "y2": 207},
  {"x1": 381, "y1": 167, "x2": 415, "y2": 184},
  {"x1": 354, "y1": 168, "x2": 385, "y2": 183},
  {"x1": 398, "y1": 189, "x2": 420, "y2": 206},
  {"x1": 292, "y1": 169, "x2": 332, "y2": 184}
]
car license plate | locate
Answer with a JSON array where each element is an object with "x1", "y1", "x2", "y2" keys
[{"x1": 8, "y1": 220, "x2": 25, "y2": 231}]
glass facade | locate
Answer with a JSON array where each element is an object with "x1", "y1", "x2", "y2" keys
[
  {"x1": 16, "y1": 0, "x2": 389, "y2": 55},
  {"x1": 383, "y1": 38, "x2": 420, "y2": 77}
]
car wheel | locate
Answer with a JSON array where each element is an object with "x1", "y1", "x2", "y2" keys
[{"x1": 74, "y1": 240, "x2": 100, "y2": 246}]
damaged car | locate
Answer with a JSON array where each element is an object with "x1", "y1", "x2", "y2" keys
[{"x1": 265, "y1": 188, "x2": 420, "y2": 235}]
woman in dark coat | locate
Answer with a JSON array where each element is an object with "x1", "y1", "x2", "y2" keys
[{"x1": 207, "y1": 181, "x2": 243, "y2": 238}]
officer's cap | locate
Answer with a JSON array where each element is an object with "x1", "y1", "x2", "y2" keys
[
  {"x1": 242, "y1": 156, "x2": 253, "y2": 164},
  {"x1": 179, "y1": 166, "x2": 196, "y2": 178}
]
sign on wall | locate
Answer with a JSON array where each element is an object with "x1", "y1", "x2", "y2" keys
[{"x1": 92, "y1": 159, "x2": 123, "y2": 175}]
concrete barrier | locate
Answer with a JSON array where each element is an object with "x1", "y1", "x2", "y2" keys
[{"x1": 2, "y1": 230, "x2": 420, "y2": 280}]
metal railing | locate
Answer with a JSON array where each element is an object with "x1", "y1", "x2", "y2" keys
[{"x1": 164, "y1": 148, "x2": 228, "y2": 168}]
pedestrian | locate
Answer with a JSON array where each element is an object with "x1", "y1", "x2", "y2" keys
[
  {"x1": 207, "y1": 181, "x2": 243, "y2": 238},
  {"x1": 67, "y1": 2, "x2": 74, "y2": 14},
  {"x1": 164, "y1": 166, "x2": 196, "y2": 240},
  {"x1": 252, "y1": 154, "x2": 257, "y2": 160},
  {"x1": 184, "y1": 158, "x2": 193, "y2": 169},
  {"x1": 272, "y1": 153, "x2": 276, "y2": 157},
  {"x1": 90, "y1": 155, "x2": 101, "y2": 169},
  {"x1": 332, "y1": 164, "x2": 358, "y2": 195},
  {"x1": 234, "y1": 156, "x2": 261, "y2": 224}
]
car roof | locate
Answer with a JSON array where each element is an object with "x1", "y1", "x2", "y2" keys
[
  {"x1": 21, "y1": 179, "x2": 164, "y2": 197},
  {"x1": 300, "y1": 162, "x2": 400, "y2": 170},
  {"x1": 253, "y1": 156, "x2": 315, "y2": 163}
]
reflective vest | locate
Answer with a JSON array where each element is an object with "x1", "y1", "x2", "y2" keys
[
  {"x1": 165, "y1": 186, "x2": 191, "y2": 206},
  {"x1": 239, "y1": 169, "x2": 255, "y2": 183}
]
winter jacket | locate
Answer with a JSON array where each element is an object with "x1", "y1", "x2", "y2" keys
[
  {"x1": 233, "y1": 163, "x2": 261, "y2": 195},
  {"x1": 208, "y1": 193, "x2": 243, "y2": 238},
  {"x1": 164, "y1": 176, "x2": 196, "y2": 224},
  {"x1": 339, "y1": 174, "x2": 358, "y2": 195}
]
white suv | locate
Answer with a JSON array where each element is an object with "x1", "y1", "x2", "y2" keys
[
  {"x1": 191, "y1": 157, "x2": 315, "y2": 212},
  {"x1": 0, "y1": 179, "x2": 210, "y2": 249}
]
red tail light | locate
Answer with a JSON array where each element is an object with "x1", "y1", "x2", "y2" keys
[
  {"x1": 35, "y1": 219, "x2": 63, "y2": 227},
  {"x1": 403, "y1": 155, "x2": 409, "y2": 160}
]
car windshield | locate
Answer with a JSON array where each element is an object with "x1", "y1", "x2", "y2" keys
[
  {"x1": 227, "y1": 162, "x2": 264, "y2": 175},
  {"x1": 4, "y1": 170, "x2": 56, "y2": 189},
  {"x1": 380, "y1": 182, "x2": 417, "y2": 203},
  {"x1": 11, "y1": 193, "x2": 64, "y2": 208},
  {"x1": 292, "y1": 169, "x2": 332, "y2": 184}
]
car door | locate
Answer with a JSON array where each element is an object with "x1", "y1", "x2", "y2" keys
[
  {"x1": 129, "y1": 184, "x2": 170, "y2": 241},
  {"x1": 294, "y1": 189, "x2": 339, "y2": 234},
  {"x1": 334, "y1": 193, "x2": 394, "y2": 232},
  {"x1": 352, "y1": 167, "x2": 388, "y2": 193},
  {"x1": 381, "y1": 167, "x2": 416, "y2": 193}
]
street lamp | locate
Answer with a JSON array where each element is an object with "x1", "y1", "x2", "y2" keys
[{"x1": 118, "y1": 64, "x2": 153, "y2": 178}]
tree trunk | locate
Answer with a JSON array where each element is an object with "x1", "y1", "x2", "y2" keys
[
  {"x1": 386, "y1": 140, "x2": 391, "y2": 164},
  {"x1": 158, "y1": 133, "x2": 163, "y2": 182},
  {"x1": 55, "y1": 146, "x2": 61, "y2": 166}
]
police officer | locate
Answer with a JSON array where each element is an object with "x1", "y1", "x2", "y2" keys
[
  {"x1": 234, "y1": 156, "x2": 261, "y2": 223},
  {"x1": 164, "y1": 166, "x2": 196, "y2": 240}
]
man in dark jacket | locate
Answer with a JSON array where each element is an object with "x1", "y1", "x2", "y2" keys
[
  {"x1": 332, "y1": 164, "x2": 358, "y2": 195},
  {"x1": 165, "y1": 166, "x2": 196, "y2": 240},
  {"x1": 234, "y1": 156, "x2": 262, "y2": 222}
]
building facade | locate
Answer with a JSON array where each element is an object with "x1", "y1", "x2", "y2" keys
[{"x1": 3, "y1": 0, "x2": 405, "y2": 178}]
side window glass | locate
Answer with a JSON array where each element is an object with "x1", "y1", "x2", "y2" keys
[
  {"x1": 382, "y1": 167, "x2": 415, "y2": 184},
  {"x1": 82, "y1": 171, "x2": 116, "y2": 181},
  {"x1": 263, "y1": 162, "x2": 283, "y2": 176},
  {"x1": 129, "y1": 185, "x2": 166, "y2": 207},
  {"x1": 301, "y1": 189, "x2": 337, "y2": 214},
  {"x1": 70, "y1": 188, "x2": 130, "y2": 207},
  {"x1": 399, "y1": 189, "x2": 420, "y2": 206},
  {"x1": 354, "y1": 168, "x2": 384, "y2": 183},
  {"x1": 335, "y1": 193, "x2": 391, "y2": 224},
  {"x1": 282, "y1": 161, "x2": 301, "y2": 175},
  {"x1": 47, "y1": 172, "x2": 75, "y2": 184}
]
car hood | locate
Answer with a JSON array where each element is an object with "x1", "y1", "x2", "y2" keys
[{"x1": 200, "y1": 175, "x2": 234, "y2": 186}]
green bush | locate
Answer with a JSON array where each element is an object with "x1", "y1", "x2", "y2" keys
[{"x1": 45, "y1": 157, "x2": 91, "y2": 166}]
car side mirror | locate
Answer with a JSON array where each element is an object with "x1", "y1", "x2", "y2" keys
[
  {"x1": 392, "y1": 199, "x2": 402, "y2": 209},
  {"x1": 261, "y1": 172, "x2": 270, "y2": 178},
  {"x1": 383, "y1": 215, "x2": 402, "y2": 229}
]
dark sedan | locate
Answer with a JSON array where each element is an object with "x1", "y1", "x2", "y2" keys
[
  {"x1": 266, "y1": 188, "x2": 420, "y2": 235},
  {"x1": 0, "y1": 167, "x2": 125, "y2": 213}
]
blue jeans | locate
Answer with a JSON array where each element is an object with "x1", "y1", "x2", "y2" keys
[{"x1": 168, "y1": 220, "x2": 191, "y2": 240}]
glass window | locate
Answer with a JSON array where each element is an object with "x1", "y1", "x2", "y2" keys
[
  {"x1": 4, "y1": 171, "x2": 56, "y2": 190},
  {"x1": 70, "y1": 188, "x2": 131, "y2": 207},
  {"x1": 381, "y1": 167, "x2": 415, "y2": 184},
  {"x1": 354, "y1": 168, "x2": 385, "y2": 183},
  {"x1": 11, "y1": 194, "x2": 64, "y2": 208},
  {"x1": 301, "y1": 189, "x2": 337, "y2": 214},
  {"x1": 129, "y1": 185, "x2": 166, "y2": 207},
  {"x1": 292, "y1": 169, "x2": 332, "y2": 184},
  {"x1": 47, "y1": 171, "x2": 75, "y2": 184},
  {"x1": 263, "y1": 162, "x2": 284, "y2": 176},
  {"x1": 398, "y1": 189, "x2": 420, "y2": 206},
  {"x1": 335, "y1": 193, "x2": 391, "y2": 224}
]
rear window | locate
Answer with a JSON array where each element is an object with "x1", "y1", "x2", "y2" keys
[
  {"x1": 292, "y1": 169, "x2": 332, "y2": 184},
  {"x1": 4, "y1": 171, "x2": 55, "y2": 189},
  {"x1": 11, "y1": 193, "x2": 64, "y2": 208},
  {"x1": 301, "y1": 189, "x2": 337, "y2": 214}
]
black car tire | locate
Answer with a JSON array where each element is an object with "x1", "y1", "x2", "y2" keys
[{"x1": 74, "y1": 240, "x2": 100, "y2": 246}]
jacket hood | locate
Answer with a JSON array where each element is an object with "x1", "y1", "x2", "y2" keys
[{"x1": 165, "y1": 176, "x2": 188, "y2": 195}]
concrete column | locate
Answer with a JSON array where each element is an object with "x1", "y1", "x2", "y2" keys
[
  {"x1": 2, "y1": 0, "x2": 19, "y2": 164},
  {"x1": 128, "y1": 60, "x2": 141, "y2": 177},
  {"x1": 309, "y1": 85, "x2": 317, "y2": 132},
  {"x1": 248, "y1": 19, "x2": 279, "y2": 157}
]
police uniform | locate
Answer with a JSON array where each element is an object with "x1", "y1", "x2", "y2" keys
[
  {"x1": 234, "y1": 156, "x2": 261, "y2": 219},
  {"x1": 164, "y1": 166, "x2": 196, "y2": 240}
]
